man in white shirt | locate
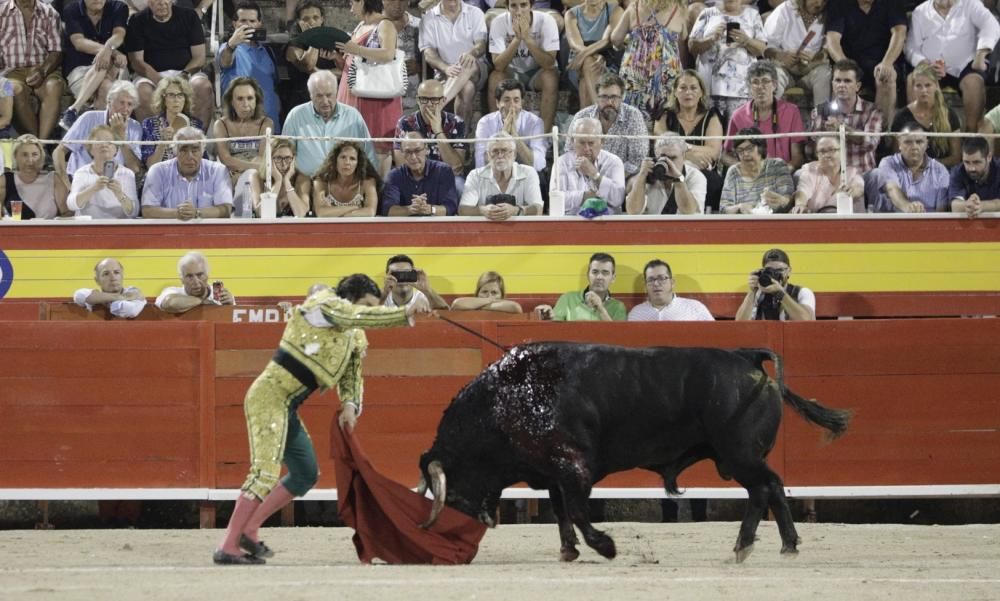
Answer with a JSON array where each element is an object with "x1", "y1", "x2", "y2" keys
[
  {"x1": 763, "y1": 0, "x2": 832, "y2": 106},
  {"x1": 487, "y1": 0, "x2": 559, "y2": 131},
  {"x1": 626, "y1": 133, "x2": 707, "y2": 215},
  {"x1": 905, "y1": 0, "x2": 1000, "y2": 132},
  {"x1": 156, "y1": 251, "x2": 236, "y2": 314},
  {"x1": 73, "y1": 257, "x2": 147, "y2": 319},
  {"x1": 419, "y1": 0, "x2": 488, "y2": 128},
  {"x1": 383, "y1": 254, "x2": 449, "y2": 309},
  {"x1": 554, "y1": 117, "x2": 626, "y2": 214},
  {"x1": 460, "y1": 132, "x2": 544, "y2": 219},
  {"x1": 474, "y1": 79, "x2": 547, "y2": 171},
  {"x1": 628, "y1": 258, "x2": 713, "y2": 321}
]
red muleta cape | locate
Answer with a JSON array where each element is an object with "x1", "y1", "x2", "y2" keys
[{"x1": 330, "y1": 422, "x2": 487, "y2": 565}]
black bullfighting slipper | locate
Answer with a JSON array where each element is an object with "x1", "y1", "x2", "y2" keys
[
  {"x1": 239, "y1": 534, "x2": 275, "y2": 558},
  {"x1": 212, "y1": 549, "x2": 266, "y2": 565}
]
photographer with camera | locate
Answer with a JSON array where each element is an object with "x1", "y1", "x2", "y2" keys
[
  {"x1": 807, "y1": 60, "x2": 883, "y2": 173},
  {"x1": 217, "y1": 1, "x2": 281, "y2": 132},
  {"x1": 735, "y1": 248, "x2": 815, "y2": 322},
  {"x1": 383, "y1": 254, "x2": 450, "y2": 310},
  {"x1": 555, "y1": 117, "x2": 626, "y2": 215},
  {"x1": 626, "y1": 132, "x2": 707, "y2": 215}
]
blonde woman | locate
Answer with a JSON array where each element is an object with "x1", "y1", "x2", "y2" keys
[
  {"x1": 234, "y1": 138, "x2": 311, "y2": 218},
  {"x1": 1, "y1": 135, "x2": 58, "y2": 219},
  {"x1": 891, "y1": 63, "x2": 961, "y2": 167},
  {"x1": 66, "y1": 126, "x2": 139, "y2": 219},
  {"x1": 450, "y1": 271, "x2": 523, "y2": 313},
  {"x1": 140, "y1": 76, "x2": 203, "y2": 168},
  {"x1": 311, "y1": 140, "x2": 380, "y2": 218}
]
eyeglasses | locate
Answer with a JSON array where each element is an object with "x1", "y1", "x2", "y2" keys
[
  {"x1": 817, "y1": 147, "x2": 840, "y2": 155},
  {"x1": 749, "y1": 79, "x2": 774, "y2": 88},
  {"x1": 645, "y1": 275, "x2": 671, "y2": 285},
  {"x1": 735, "y1": 145, "x2": 758, "y2": 155},
  {"x1": 164, "y1": 92, "x2": 186, "y2": 100},
  {"x1": 273, "y1": 156, "x2": 294, "y2": 164},
  {"x1": 489, "y1": 148, "x2": 513, "y2": 157},
  {"x1": 597, "y1": 94, "x2": 622, "y2": 102},
  {"x1": 417, "y1": 96, "x2": 444, "y2": 104},
  {"x1": 402, "y1": 148, "x2": 427, "y2": 156}
]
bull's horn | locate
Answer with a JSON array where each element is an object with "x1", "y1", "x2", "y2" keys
[
  {"x1": 416, "y1": 474, "x2": 428, "y2": 495},
  {"x1": 419, "y1": 460, "x2": 447, "y2": 529}
]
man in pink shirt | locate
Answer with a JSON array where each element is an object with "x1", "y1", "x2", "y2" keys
[{"x1": 723, "y1": 60, "x2": 805, "y2": 169}]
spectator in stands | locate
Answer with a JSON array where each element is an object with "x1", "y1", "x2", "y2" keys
[
  {"x1": 778, "y1": 135, "x2": 865, "y2": 213},
  {"x1": 141, "y1": 127, "x2": 234, "y2": 220},
  {"x1": 736, "y1": 247, "x2": 815, "y2": 321},
  {"x1": 156, "y1": 251, "x2": 235, "y2": 313},
  {"x1": 763, "y1": 0, "x2": 831, "y2": 107},
  {"x1": 628, "y1": 258, "x2": 713, "y2": 321},
  {"x1": 873, "y1": 122, "x2": 950, "y2": 212},
  {"x1": 890, "y1": 64, "x2": 961, "y2": 167},
  {"x1": 140, "y1": 76, "x2": 204, "y2": 169},
  {"x1": 213, "y1": 77, "x2": 274, "y2": 185},
  {"x1": 124, "y1": 0, "x2": 213, "y2": 126},
  {"x1": 381, "y1": 133, "x2": 458, "y2": 216},
  {"x1": 724, "y1": 61, "x2": 805, "y2": 169},
  {"x1": 565, "y1": 0, "x2": 624, "y2": 108},
  {"x1": 1, "y1": 0, "x2": 64, "y2": 141},
  {"x1": 825, "y1": 0, "x2": 906, "y2": 125},
  {"x1": 555, "y1": 117, "x2": 626, "y2": 215},
  {"x1": 54, "y1": 81, "x2": 142, "y2": 211},
  {"x1": 383, "y1": 0, "x2": 420, "y2": 114},
  {"x1": 66, "y1": 126, "x2": 139, "y2": 219},
  {"x1": 335, "y1": 0, "x2": 403, "y2": 175},
  {"x1": 626, "y1": 132, "x2": 707, "y2": 215},
  {"x1": 284, "y1": 0, "x2": 338, "y2": 115},
  {"x1": 568, "y1": 72, "x2": 648, "y2": 183},
  {"x1": 238, "y1": 139, "x2": 311, "y2": 218},
  {"x1": 689, "y1": 0, "x2": 766, "y2": 122},
  {"x1": 311, "y1": 140, "x2": 379, "y2": 218},
  {"x1": 73, "y1": 257, "x2": 146, "y2": 319},
  {"x1": 720, "y1": 128, "x2": 795, "y2": 214},
  {"x1": 949, "y1": 136, "x2": 1000, "y2": 218},
  {"x1": 1, "y1": 135, "x2": 57, "y2": 219},
  {"x1": 475, "y1": 78, "x2": 547, "y2": 172},
  {"x1": 656, "y1": 69, "x2": 723, "y2": 211},
  {"x1": 393, "y1": 79, "x2": 468, "y2": 189},
  {"x1": 0, "y1": 77, "x2": 14, "y2": 139},
  {"x1": 283, "y1": 70, "x2": 375, "y2": 178},
  {"x1": 450, "y1": 271, "x2": 523, "y2": 313},
  {"x1": 611, "y1": 0, "x2": 686, "y2": 122},
  {"x1": 58, "y1": 0, "x2": 129, "y2": 130},
  {"x1": 905, "y1": 0, "x2": 1000, "y2": 134},
  {"x1": 535, "y1": 252, "x2": 626, "y2": 321},
  {"x1": 808, "y1": 59, "x2": 883, "y2": 174},
  {"x1": 218, "y1": 1, "x2": 281, "y2": 132},
  {"x1": 383, "y1": 253, "x2": 450, "y2": 309},
  {"x1": 419, "y1": 0, "x2": 488, "y2": 128},
  {"x1": 487, "y1": 0, "x2": 560, "y2": 132},
  {"x1": 461, "y1": 132, "x2": 544, "y2": 218}
]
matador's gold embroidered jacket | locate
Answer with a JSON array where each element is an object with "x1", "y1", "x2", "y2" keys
[{"x1": 278, "y1": 289, "x2": 410, "y2": 410}]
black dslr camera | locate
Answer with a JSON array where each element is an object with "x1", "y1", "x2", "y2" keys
[
  {"x1": 646, "y1": 157, "x2": 678, "y2": 184},
  {"x1": 755, "y1": 266, "x2": 785, "y2": 288},
  {"x1": 485, "y1": 193, "x2": 517, "y2": 206}
]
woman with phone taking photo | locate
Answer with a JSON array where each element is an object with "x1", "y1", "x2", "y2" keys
[{"x1": 67, "y1": 126, "x2": 139, "y2": 219}]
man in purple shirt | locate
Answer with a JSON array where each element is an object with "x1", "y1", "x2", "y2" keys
[
  {"x1": 874, "y1": 122, "x2": 949, "y2": 213},
  {"x1": 141, "y1": 127, "x2": 233, "y2": 220},
  {"x1": 723, "y1": 61, "x2": 805, "y2": 169},
  {"x1": 380, "y1": 133, "x2": 458, "y2": 217}
]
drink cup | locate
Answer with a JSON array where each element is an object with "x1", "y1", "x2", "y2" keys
[
  {"x1": 835, "y1": 192, "x2": 853, "y2": 215},
  {"x1": 10, "y1": 200, "x2": 23, "y2": 221},
  {"x1": 259, "y1": 192, "x2": 277, "y2": 220},
  {"x1": 548, "y1": 190, "x2": 565, "y2": 217}
]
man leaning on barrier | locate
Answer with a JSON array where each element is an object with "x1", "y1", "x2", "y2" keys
[
  {"x1": 460, "y1": 132, "x2": 543, "y2": 219},
  {"x1": 949, "y1": 135, "x2": 1000, "y2": 218},
  {"x1": 626, "y1": 133, "x2": 706, "y2": 215},
  {"x1": 73, "y1": 257, "x2": 147, "y2": 319},
  {"x1": 141, "y1": 127, "x2": 233, "y2": 220},
  {"x1": 156, "y1": 251, "x2": 235, "y2": 314},
  {"x1": 555, "y1": 117, "x2": 626, "y2": 215},
  {"x1": 873, "y1": 122, "x2": 950, "y2": 213}
]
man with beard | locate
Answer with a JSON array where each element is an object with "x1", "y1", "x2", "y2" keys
[
  {"x1": 218, "y1": 1, "x2": 281, "y2": 131},
  {"x1": 73, "y1": 257, "x2": 147, "y2": 319},
  {"x1": 874, "y1": 122, "x2": 950, "y2": 212},
  {"x1": 474, "y1": 78, "x2": 547, "y2": 172},
  {"x1": 141, "y1": 127, "x2": 233, "y2": 220},
  {"x1": 535, "y1": 252, "x2": 626, "y2": 321},
  {"x1": 949, "y1": 136, "x2": 1000, "y2": 218},
  {"x1": 554, "y1": 117, "x2": 626, "y2": 214},
  {"x1": 460, "y1": 132, "x2": 543, "y2": 219},
  {"x1": 156, "y1": 251, "x2": 236, "y2": 314},
  {"x1": 566, "y1": 72, "x2": 649, "y2": 182},
  {"x1": 808, "y1": 59, "x2": 883, "y2": 173},
  {"x1": 393, "y1": 79, "x2": 467, "y2": 189}
]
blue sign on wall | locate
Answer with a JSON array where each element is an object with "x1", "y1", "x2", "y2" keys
[{"x1": 0, "y1": 249, "x2": 13, "y2": 299}]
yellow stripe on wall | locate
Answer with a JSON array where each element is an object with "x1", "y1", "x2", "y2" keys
[{"x1": 5, "y1": 243, "x2": 1000, "y2": 298}]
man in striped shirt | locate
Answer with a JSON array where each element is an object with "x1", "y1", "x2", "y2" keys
[
  {"x1": 0, "y1": 0, "x2": 65, "y2": 141},
  {"x1": 627, "y1": 259, "x2": 715, "y2": 322}
]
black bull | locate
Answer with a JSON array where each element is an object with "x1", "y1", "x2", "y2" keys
[{"x1": 419, "y1": 342, "x2": 851, "y2": 562}]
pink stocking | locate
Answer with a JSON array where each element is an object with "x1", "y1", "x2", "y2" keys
[
  {"x1": 244, "y1": 482, "x2": 296, "y2": 542},
  {"x1": 218, "y1": 493, "x2": 261, "y2": 555}
]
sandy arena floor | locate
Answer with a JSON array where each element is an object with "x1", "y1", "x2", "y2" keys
[{"x1": 0, "y1": 522, "x2": 997, "y2": 601}]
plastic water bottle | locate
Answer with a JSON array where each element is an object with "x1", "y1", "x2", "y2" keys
[{"x1": 241, "y1": 181, "x2": 253, "y2": 219}]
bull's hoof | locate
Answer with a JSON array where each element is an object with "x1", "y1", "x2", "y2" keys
[
  {"x1": 780, "y1": 544, "x2": 799, "y2": 556},
  {"x1": 733, "y1": 544, "x2": 754, "y2": 563},
  {"x1": 560, "y1": 545, "x2": 580, "y2": 562},
  {"x1": 591, "y1": 535, "x2": 617, "y2": 560}
]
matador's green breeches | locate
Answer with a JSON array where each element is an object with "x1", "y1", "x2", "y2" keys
[{"x1": 240, "y1": 362, "x2": 319, "y2": 501}]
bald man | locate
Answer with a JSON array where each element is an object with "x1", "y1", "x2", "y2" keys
[
  {"x1": 393, "y1": 79, "x2": 468, "y2": 181},
  {"x1": 73, "y1": 258, "x2": 147, "y2": 319}
]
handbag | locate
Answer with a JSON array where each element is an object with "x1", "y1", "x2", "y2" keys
[{"x1": 347, "y1": 49, "x2": 408, "y2": 99}]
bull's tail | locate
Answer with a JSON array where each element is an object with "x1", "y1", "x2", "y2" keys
[{"x1": 735, "y1": 347, "x2": 852, "y2": 440}]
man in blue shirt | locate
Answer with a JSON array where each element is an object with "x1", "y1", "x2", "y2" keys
[
  {"x1": 217, "y1": 1, "x2": 280, "y2": 132},
  {"x1": 380, "y1": 133, "x2": 458, "y2": 216},
  {"x1": 282, "y1": 70, "x2": 375, "y2": 178},
  {"x1": 141, "y1": 127, "x2": 233, "y2": 220},
  {"x1": 874, "y1": 122, "x2": 949, "y2": 213},
  {"x1": 949, "y1": 136, "x2": 1000, "y2": 219}
]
